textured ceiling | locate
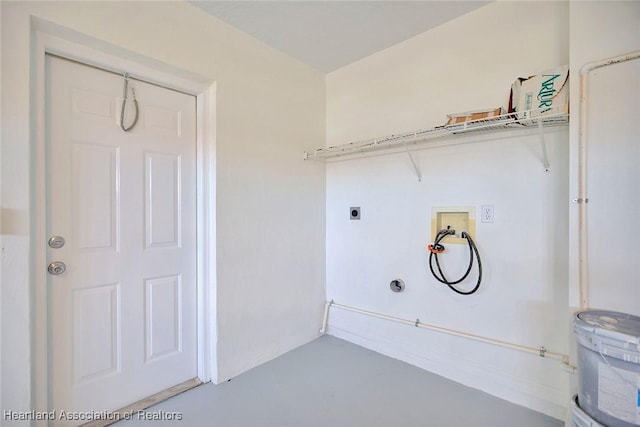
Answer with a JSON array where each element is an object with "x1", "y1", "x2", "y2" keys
[{"x1": 189, "y1": 1, "x2": 491, "y2": 73}]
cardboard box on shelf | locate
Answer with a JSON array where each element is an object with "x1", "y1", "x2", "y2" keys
[
  {"x1": 509, "y1": 65, "x2": 569, "y2": 119},
  {"x1": 445, "y1": 107, "x2": 505, "y2": 126}
]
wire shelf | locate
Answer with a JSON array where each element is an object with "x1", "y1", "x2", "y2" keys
[{"x1": 304, "y1": 109, "x2": 569, "y2": 161}]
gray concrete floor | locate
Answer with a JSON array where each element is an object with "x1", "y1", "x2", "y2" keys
[{"x1": 115, "y1": 335, "x2": 563, "y2": 427}]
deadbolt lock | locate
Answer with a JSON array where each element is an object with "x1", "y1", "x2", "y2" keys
[{"x1": 48, "y1": 236, "x2": 66, "y2": 249}]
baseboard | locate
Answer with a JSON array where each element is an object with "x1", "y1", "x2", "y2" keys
[{"x1": 328, "y1": 319, "x2": 569, "y2": 421}]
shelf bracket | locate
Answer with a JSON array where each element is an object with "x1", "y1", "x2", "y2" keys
[
  {"x1": 405, "y1": 144, "x2": 422, "y2": 181},
  {"x1": 538, "y1": 120, "x2": 550, "y2": 172}
]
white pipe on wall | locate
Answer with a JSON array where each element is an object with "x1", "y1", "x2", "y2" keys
[
  {"x1": 319, "y1": 299, "x2": 331, "y2": 334},
  {"x1": 321, "y1": 300, "x2": 574, "y2": 371},
  {"x1": 577, "y1": 50, "x2": 640, "y2": 310}
]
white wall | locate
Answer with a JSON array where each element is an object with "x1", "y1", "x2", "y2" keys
[
  {"x1": 567, "y1": 2, "x2": 640, "y2": 314},
  {"x1": 0, "y1": 0, "x2": 326, "y2": 417},
  {"x1": 3, "y1": 0, "x2": 637, "y2": 422},
  {"x1": 0, "y1": 2, "x2": 3, "y2": 418},
  {"x1": 325, "y1": 1, "x2": 571, "y2": 419}
]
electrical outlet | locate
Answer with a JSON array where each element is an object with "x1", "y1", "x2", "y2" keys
[
  {"x1": 350, "y1": 207, "x2": 361, "y2": 220},
  {"x1": 481, "y1": 205, "x2": 494, "y2": 223}
]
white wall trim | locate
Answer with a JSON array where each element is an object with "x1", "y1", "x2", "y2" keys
[{"x1": 31, "y1": 20, "x2": 217, "y2": 420}]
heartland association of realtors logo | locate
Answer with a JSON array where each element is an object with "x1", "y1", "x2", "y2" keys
[{"x1": 3, "y1": 409, "x2": 184, "y2": 422}]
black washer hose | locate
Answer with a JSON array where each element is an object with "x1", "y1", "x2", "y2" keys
[{"x1": 428, "y1": 229, "x2": 483, "y2": 295}]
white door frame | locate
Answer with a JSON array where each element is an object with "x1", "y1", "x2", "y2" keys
[{"x1": 31, "y1": 20, "x2": 217, "y2": 420}]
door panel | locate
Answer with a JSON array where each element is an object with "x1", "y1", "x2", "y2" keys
[
  {"x1": 145, "y1": 274, "x2": 183, "y2": 361},
  {"x1": 46, "y1": 55, "x2": 197, "y2": 425},
  {"x1": 72, "y1": 143, "x2": 120, "y2": 250},
  {"x1": 72, "y1": 284, "x2": 121, "y2": 383},
  {"x1": 145, "y1": 152, "x2": 182, "y2": 248},
  {"x1": 144, "y1": 105, "x2": 183, "y2": 136}
]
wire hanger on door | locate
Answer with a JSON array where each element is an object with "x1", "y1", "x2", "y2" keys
[{"x1": 120, "y1": 73, "x2": 139, "y2": 132}]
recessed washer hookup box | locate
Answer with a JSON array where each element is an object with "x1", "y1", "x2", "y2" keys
[{"x1": 509, "y1": 65, "x2": 569, "y2": 119}]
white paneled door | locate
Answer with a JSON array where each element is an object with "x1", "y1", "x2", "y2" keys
[{"x1": 46, "y1": 55, "x2": 197, "y2": 425}]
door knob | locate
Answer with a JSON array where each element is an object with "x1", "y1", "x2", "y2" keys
[
  {"x1": 48, "y1": 236, "x2": 66, "y2": 249},
  {"x1": 48, "y1": 261, "x2": 66, "y2": 275}
]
